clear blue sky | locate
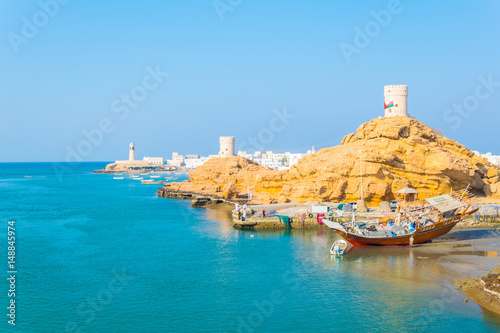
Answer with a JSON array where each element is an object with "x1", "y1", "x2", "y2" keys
[{"x1": 1, "y1": 0, "x2": 499, "y2": 162}]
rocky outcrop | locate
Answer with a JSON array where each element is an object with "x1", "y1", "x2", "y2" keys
[
  {"x1": 157, "y1": 186, "x2": 241, "y2": 208},
  {"x1": 456, "y1": 266, "x2": 500, "y2": 315},
  {"x1": 160, "y1": 117, "x2": 500, "y2": 205}
]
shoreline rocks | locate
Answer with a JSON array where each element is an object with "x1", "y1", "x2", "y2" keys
[
  {"x1": 157, "y1": 186, "x2": 245, "y2": 208},
  {"x1": 455, "y1": 266, "x2": 500, "y2": 315}
]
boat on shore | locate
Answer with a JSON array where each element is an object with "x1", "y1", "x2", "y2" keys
[{"x1": 323, "y1": 189, "x2": 479, "y2": 246}]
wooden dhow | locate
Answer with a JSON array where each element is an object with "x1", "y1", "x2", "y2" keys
[{"x1": 323, "y1": 189, "x2": 479, "y2": 246}]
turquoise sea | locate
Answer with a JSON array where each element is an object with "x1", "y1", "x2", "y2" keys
[{"x1": 1, "y1": 163, "x2": 499, "y2": 332}]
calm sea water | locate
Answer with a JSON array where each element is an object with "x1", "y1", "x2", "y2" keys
[{"x1": 0, "y1": 163, "x2": 499, "y2": 332}]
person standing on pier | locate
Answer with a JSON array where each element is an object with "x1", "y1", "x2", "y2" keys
[
  {"x1": 235, "y1": 202, "x2": 242, "y2": 220},
  {"x1": 241, "y1": 203, "x2": 248, "y2": 221}
]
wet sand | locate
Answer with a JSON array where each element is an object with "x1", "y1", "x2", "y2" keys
[
  {"x1": 416, "y1": 225, "x2": 500, "y2": 273},
  {"x1": 413, "y1": 224, "x2": 500, "y2": 315}
]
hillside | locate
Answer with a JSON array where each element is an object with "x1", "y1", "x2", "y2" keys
[{"x1": 161, "y1": 117, "x2": 500, "y2": 204}]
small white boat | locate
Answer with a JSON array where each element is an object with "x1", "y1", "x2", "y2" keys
[
  {"x1": 113, "y1": 177, "x2": 124, "y2": 180},
  {"x1": 141, "y1": 179, "x2": 166, "y2": 184},
  {"x1": 330, "y1": 240, "x2": 348, "y2": 255},
  {"x1": 150, "y1": 175, "x2": 161, "y2": 178}
]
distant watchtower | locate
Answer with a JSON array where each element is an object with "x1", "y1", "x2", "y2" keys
[
  {"x1": 384, "y1": 85, "x2": 408, "y2": 117},
  {"x1": 129, "y1": 143, "x2": 136, "y2": 161},
  {"x1": 219, "y1": 136, "x2": 235, "y2": 158}
]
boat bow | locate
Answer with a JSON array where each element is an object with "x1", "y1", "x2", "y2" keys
[{"x1": 322, "y1": 219, "x2": 347, "y2": 234}]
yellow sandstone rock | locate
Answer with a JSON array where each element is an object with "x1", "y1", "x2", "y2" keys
[{"x1": 163, "y1": 117, "x2": 500, "y2": 205}]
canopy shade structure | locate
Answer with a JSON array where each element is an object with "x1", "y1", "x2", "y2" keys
[
  {"x1": 424, "y1": 194, "x2": 465, "y2": 213},
  {"x1": 396, "y1": 187, "x2": 420, "y2": 194},
  {"x1": 395, "y1": 187, "x2": 420, "y2": 211}
]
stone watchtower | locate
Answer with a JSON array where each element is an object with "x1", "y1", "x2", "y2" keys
[
  {"x1": 219, "y1": 136, "x2": 235, "y2": 158},
  {"x1": 384, "y1": 84, "x2": 408, "y2": 117},
  {"x1": 129, "y1": 143, "x2": 136, "y2": 161}
]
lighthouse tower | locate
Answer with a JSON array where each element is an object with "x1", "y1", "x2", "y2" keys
[
  {"x1": 129, "y1": 143, "x2": 136, "y2": 161},
  {"x1": 219, "y1": 136, "x2": 235, "y2": 158},
  {"x1": 384, "y1": 85, "x2": 408, "y2": 117}
]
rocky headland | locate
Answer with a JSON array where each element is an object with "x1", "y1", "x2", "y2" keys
[{"x1": 158, "y1": 117, "x2": 500, "y2": 206}]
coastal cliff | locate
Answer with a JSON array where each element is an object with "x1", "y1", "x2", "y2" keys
[{"x1": 159, "y1": 117, "x2": 500, "y2": 205}]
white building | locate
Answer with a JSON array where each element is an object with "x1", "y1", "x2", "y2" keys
[
  {"x1": 167, "y1": 152, "x2": 217, "y2": 170},
  {"x1": 184, "y1": 157, "x2": 212, "y2": 170},
  {"x1": 219, "y1": 136, "x2": 235, "y2": 157},
  {"x1": 287, "y1": 153, "x2": 305, "y2": 166},
  {"x1": 143, "y1": 157, "x2": 165, "y2": 165},
  {"x1": 384, "y1": 85, "x2": 408, "y2": 117},
  {"x1": 167, "y1": 160, "x2": 183, "y2": 167},
  {"x1": 184, "y1": 159, "x2": 202, "y2": 169},
  {"x1": 167, "y1": 152, "x2": 184, "y2": 167},
  {"x1": 236, "y1": 148, "x2": 313, "y2": 170},
  {"x1": 167, "y1": 134, "x2": 315, "y2": 170},
  {"x1": 473, "y1": 151, "x2": 500, "y2": 166}
]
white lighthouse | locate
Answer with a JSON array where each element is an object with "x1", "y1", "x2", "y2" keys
[
  {"x1": 129, "y1": 143, "x2": 136, "y2": 161},
  {"x1": 384, "y1": 84, "x2": 408, "y2": 117},
  {"x1": 219, "y1": 136, "x2": 235, "y2": 158}
]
